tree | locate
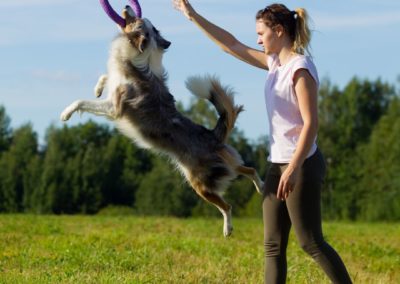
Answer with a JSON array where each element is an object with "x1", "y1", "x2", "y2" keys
[
  {"x1": 319, "y1": 77, "x2": 395, "y2": 161},
  {"x1": 356, "y1": 98, "x2": 400, "y2": 221},
  {"x1": 181, "y1": 97, "x2": 218, "y2": 129},
  {"x1": 0, "y1": 124, "x2": 38, "y2": 212},
  {"x1": 39, "y1": 122, "x2": 111, "y2": 214},
  {"x1": 70, "y1": 143, "x2": 103, "y2": 214},
  {"x1": 101, "y1": 132, "x2": 152, "y2": 207},
  {"x1": 135, "y1": 155, "x2": 197, "y2": 217},
  {"x1": 23, "y1": 155, "x2": 43, "y2": 212},
  {"x1": 39, "y1": 125, "x2": 76, "y2": 213},
  {"x1": 0, "y1": 105, "x2": 11, "y2": 153},
  {"x1": 317, "y1": 77, "x2": 396, "y2": 219}
]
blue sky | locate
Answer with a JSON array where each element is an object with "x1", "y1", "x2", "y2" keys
[{"x1": 0, "y1": 0, "x2": 399, "y2": 144}]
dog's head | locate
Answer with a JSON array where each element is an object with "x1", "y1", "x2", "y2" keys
[{"x1": 120, "y1": 6, "x2": 171, "y2": 53}]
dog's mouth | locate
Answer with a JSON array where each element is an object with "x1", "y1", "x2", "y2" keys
[
  {"x1": 137, "y1": 36, "x2": 148, "y2": 53},
  {"x1": 121, "y1": 7, "x2": 148, "y2": 52},
  {"x1": 125, "y1": 24, "x2": 149, "y2": 53}
]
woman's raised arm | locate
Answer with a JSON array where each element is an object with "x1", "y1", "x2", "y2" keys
[{"x1": 173, "y1": 0, "x2": 268, "y2": 70}]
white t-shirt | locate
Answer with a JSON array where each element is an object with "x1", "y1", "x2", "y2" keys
[{"x1": 264, "y1": 54, "x2": 319, "y2": 163}]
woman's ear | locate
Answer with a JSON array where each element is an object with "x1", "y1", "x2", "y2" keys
[{"x1": 274, "y1": 24, "x2": 285, "y2": 38}]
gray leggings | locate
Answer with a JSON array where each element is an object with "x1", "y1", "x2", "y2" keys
[{"x1": 263, "y1": 149, "x2": 352, "y2": 284}]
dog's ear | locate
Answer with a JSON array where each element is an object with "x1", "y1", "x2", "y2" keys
[{"x1": 125, "y1": 31, "x2": 147, "y2": 53}]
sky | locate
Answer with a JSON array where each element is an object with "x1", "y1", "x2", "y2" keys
[{"x1": 0, "y1": 0, "x2": 399, "y2": 144}]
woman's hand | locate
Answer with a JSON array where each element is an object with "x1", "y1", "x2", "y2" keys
[
  {"x1": 277, "y1": 165, "x2": 300, "y2": 200},
  {"x1": 173, "y1": 0, "x2": 195, "y2": 20}
]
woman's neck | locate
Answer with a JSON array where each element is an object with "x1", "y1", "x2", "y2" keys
[{"x1": 278, "y1": 47, "x2": 296, "y2": 66}]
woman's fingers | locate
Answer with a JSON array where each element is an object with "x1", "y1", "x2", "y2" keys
[
  {"x1": 173, "y1": 0, "x2": 187, "y2": 11},
  {"x1": 277, "y1": 179, "x2": 294, "y2": 200},
  {"x1": 277, "y1": 180, "x2": 286, "y2": 200},
  {"x1": 172, "y1": 0, "x2": 191, "y2": 19}
]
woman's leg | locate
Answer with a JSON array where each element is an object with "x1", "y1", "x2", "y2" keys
[
  {"x1": 286, "y1": 150, "x2": 352, "y2": 284},
  {"x1": 263, "y1": 165, "x2": 292, "y2": 284}
]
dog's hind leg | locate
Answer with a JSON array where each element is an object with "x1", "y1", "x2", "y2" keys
[
  {"x1": 60, "y1": 99, "x2": 115, "y2": 121},
  {"x1": 193, "y1": 185, "x2": 233, "y2": 237},
  {"x1": 94, "y1": 75, "x2": 108, "y2": 98},
  {"x1": 217, "y1": 146, "x2": 264, "y2": 195},
  {"x1": 236, "y1": 165, "x2": 264, "y2": 195}
]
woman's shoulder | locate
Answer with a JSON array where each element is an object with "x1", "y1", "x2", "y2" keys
[
  {"x1": 291, "y1": 55, "x2": 319, "y2": 85},
  {"x1": 289, "y1": 54, "x2": 317, "y2": 71},
  {"x1": 291, "y1": 54, "x2": 315, "y2": 65}
]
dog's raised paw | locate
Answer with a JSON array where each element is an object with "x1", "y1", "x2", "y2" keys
[
  {"x1": 94, "y1": 75, "x2": 107, "y2": 98},
  {"x1": 60, "y1": 106, "x2": 74, "y2": 121},
  {"x1": 94, "y1": 89, "x2": 103, "y2": 98},
  {"x1": 60, "y1": 111, "x2": 71, "y2": 121},
  {"x1": 60, "y1": 101, "x2": 80, "y2": 121}
]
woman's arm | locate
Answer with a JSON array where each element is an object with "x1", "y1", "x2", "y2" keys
[
  {"x1": 173, "y1": 0, "x2": 268, "y2": 70},
  {"x1": 277, "y1": 69, "x2": 319, "y2": 200}
]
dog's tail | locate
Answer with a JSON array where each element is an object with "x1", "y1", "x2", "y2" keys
[{"x1": 185, "y1": 75, "x2": 244, "y2": 143}]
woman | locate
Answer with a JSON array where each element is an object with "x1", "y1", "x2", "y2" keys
[{"x1": 173, "y1": 1, "x2": 352, "y2": 283}]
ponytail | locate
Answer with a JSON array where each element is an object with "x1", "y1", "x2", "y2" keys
[{"x1": 293, "y1": 8, "x2": 311, "y2": 55}]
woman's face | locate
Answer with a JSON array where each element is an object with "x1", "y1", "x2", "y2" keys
[{"x1": 256, "y1": 20, "x2": 279, "y2": 55}]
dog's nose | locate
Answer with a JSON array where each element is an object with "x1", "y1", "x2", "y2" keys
[{"x1": 125, "y1": 5, "x2": 129, "y2": 9}]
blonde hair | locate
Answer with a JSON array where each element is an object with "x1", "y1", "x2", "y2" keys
[
  {"x1": 256, "y1": 4, "x2": 312, "y2": 55},
  {"x1": 293, "y1": 8, "x2": 311, "y2": 55}
]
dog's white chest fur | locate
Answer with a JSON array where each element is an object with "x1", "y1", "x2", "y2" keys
[
  {"x1": 115, "y1": 118, "x2": 152, "y2": 149},
  {"x1": 106, "y1": 59, "x2": 131, "y2": 99}
]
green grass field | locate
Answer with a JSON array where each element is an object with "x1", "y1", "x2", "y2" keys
[{"x1": 0, "y1": 215, "x2": 399, "y2": 283}]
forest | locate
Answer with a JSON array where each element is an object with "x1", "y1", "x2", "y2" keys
[{"x1": 0, "y1": 77, "x2": 399, "y2": 221}]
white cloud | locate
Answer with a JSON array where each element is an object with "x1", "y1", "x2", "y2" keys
[{"x1": 314, "y1": 11, "x2": 400, "y2": 30}]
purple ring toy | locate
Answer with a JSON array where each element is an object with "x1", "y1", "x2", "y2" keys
[
  {"x1": 99, "y1": 0, "x2": 142, "y2": 27},
  {"x1": 130, "y1": 0, "x2": 142, "y2": 18}
]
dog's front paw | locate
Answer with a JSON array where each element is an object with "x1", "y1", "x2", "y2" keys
[
  {"x1": 94, "y1": 88, "x2": 103, "y2": 98},
  {"x1": 60, "y1": 109, "x2": 73, "y2": 121},
  {"x1": 60, "y1": 102, "x2": 79, "y2": 121},
  {"x1": 94, "y1": 75, "x2": 107, "y2": 98}
]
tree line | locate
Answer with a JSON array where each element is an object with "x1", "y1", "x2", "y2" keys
[{"x1": 0, "y1": 76, "x2": 399, "y2": 221}]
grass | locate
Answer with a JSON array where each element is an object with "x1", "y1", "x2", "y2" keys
[{"x1": 0, "y1": 215, "x2": 399, "y2": 283}]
